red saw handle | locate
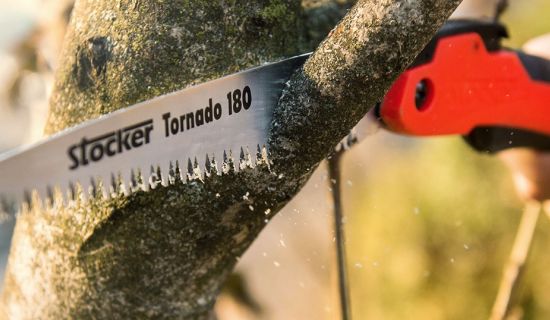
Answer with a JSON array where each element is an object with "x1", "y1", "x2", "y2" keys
[{"x1": 380, "y1": 32, "x2": 550, "y2": 139}]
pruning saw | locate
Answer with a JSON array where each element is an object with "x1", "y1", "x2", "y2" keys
[{"x1": 1, "y1": 19, "x2": 550, "y2": 216}]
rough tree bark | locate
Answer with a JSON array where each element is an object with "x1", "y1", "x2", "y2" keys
[{"x1": 1, "y1": 0, "x2": 461, "y2": 319}]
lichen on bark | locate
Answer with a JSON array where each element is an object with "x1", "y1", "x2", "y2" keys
[
  {"x1": 269, "y1": 0, "x2": 462, "y2": 179},
  {"x1": 1, "y1": 0, "x2": 461, "y2": 319}
]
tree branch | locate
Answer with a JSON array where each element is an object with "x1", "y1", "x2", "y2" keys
[
  {"x1": 490, "y1": 201, "x2": 541, "y2": 320},
  {"x1": 1, "y1": 0, "x2": 461, "y2": 319}
]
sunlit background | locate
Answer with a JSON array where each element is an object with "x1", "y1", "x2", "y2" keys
[{"x1": 1, "y1": 0, "x2": 550, "y2": 319}]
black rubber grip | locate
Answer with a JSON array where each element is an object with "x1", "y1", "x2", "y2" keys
[
  {"x1": 517, "y1": 51, "x2": 550, "y2": 83},
  {"x1": 465, "y1": 126, "x2": 550, "y2": 153}
]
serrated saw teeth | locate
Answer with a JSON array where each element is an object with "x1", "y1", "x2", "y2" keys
[
  {"x1": 129, "y1": 169, "x2": 139, "y2": 190},
  {"x1": 166, "y1": 162, "x2": 176, "y2": 185},
  {"x1": 109, "y1": 173, "x2": 118, "y2": 195},
  {"x1": 4, "y1": 138, "x2": 273, "y2": 216},
  {"x1": 68, "y1": 181, "x2": 77, "y2": 201},
  {"x1": 209, "y1": 157, "x2": 219, "y2": 176},
  {"x1": 0, "y1": 54, "x2": 317, "y2": 216},
  {"x1": 222, "y1": 150, "x2": 236, "y2": 174},
  {"x1": 204, "y1": 155, "x2": 212, "y2": 176},
  {"x1": 135, "y1": 167, "x2": 148, "y2": 192},
  {"x1": 175, "y1": 161, "x2": 185, "y2": 182},
  {"x1": 3, "y1": 143, "x2": 269, "y2": 214},
  {"x1": 148, "y1": 165, "x2": 161, "y2": 190}
]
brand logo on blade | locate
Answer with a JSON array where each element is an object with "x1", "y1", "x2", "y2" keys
[{"x1": 67, "y1": 119, "x2": 154, "y2": 170}]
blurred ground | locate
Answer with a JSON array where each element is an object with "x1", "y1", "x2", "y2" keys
[{"x1": 1, "y1": 0, "x2": 550, "y2": 319}]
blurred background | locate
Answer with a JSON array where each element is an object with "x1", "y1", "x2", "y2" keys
[{"x1": 1, "y1": 0, "x2": 550, "y2": 319}]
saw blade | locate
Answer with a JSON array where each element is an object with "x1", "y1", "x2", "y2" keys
[
  {"x1": 0, "y1": 52, "x2": 385, "y2": 217},
  {"x1": 0, "y1": 54, "x2": 310, "y2": 214}
]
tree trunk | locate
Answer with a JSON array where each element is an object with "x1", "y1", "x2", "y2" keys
[{"x1": 0, "y1": 0, "x2": 461, "y2": 319}]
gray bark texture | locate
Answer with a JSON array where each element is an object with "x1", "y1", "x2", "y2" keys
[{"x1": 0, "y1": 0, "x2": 460, "y2": 319}]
